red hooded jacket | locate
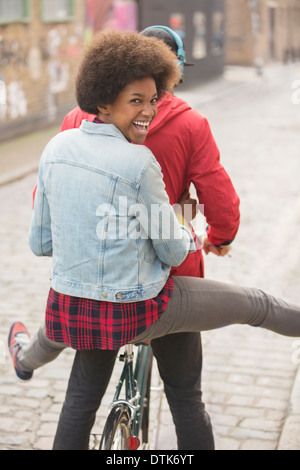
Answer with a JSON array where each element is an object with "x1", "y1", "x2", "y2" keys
[{"x1": 59, "y1": 93, "x2": 240, "y2": 278}]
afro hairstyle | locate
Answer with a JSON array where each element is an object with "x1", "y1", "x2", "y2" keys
[{"x1": 75, "y1": 30, "x2": 181, "y2": 115}]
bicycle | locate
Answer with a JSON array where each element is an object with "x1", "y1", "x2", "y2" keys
[{"x1": 99, "y1": 343, "x2": 153, "y2": 450}]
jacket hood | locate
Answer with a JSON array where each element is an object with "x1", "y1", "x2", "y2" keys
[{"x1": 149, "y1": 93, "x2": 192, "y2": 134}]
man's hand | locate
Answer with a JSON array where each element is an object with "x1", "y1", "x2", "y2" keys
[
  {"x1": 203, "y1": 237, "x2": 232, "y2": 257},
  {"x1": 176, "y1": 188, "x2": 198, "y2": 224}
]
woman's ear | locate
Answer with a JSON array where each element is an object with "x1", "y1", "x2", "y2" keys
[{"x1": 97, "y1": 105, "x2": 110, "y2": 115}]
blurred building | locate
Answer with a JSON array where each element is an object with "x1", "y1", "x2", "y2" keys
[
  {"x1": 226, "y1": 0, "x2": 300, "y2": 66},
  {"x1": 1, "y1": 1, "x2": 299, "y2": 142},
  {"x1": 139, "y1": 0, "x2": 226, "y2": 87},
  {"x1": 0, "y1": 0, "x2": 228, "y2": 142},
  {"x1": 0, "y1": 0, "x2": 86, "y2": 141}
]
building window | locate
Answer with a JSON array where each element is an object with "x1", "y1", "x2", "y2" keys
[
  {"x1": 169, "y1": 12, "x2": 186, "y2": 41},
  {"x1": 0, "y1": 0, "x2": 30, "y2": 24},
  {"x1": 192, "y1": 11, "x2": 207, "y2": 60},
  {"x1": 41, "y1": 0, "x2": 75, "y2": 23},
  {"x1": 211, "y1": 12, "x2": 224, "y2": 56}
]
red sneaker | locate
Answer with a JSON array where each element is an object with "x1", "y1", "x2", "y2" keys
[{"x1": 8, "y1": 322, "x2": 33, "y2": 381}]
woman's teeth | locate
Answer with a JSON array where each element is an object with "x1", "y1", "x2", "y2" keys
[{"x1": 133, "y1": 121, "x2": 150, "y2": 131}]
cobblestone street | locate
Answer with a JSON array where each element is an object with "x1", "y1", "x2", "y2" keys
[{"x1": 1, "y1": 63, "x2": 300, "y2": 450}]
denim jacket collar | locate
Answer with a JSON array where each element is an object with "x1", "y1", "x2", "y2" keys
[{"x1": 80, "y1": 119, "x2": 129, "y2": 143}]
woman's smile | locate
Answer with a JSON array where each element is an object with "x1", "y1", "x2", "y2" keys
[{"x1": 132, "y1": 120, "x2": 151, "y2": 135}]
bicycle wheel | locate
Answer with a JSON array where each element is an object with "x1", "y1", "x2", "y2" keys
[{"x1": 99, "y1": 405, "x2": 132, "y2": 450}]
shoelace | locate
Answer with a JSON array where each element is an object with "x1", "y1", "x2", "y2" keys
[{"x1": 10, "y1": 333, "x2": 30, "y2": 350}]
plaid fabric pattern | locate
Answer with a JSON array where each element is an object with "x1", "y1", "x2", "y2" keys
[{"x1": 45, "y1": 278, "x2": 174, "y2": 350}]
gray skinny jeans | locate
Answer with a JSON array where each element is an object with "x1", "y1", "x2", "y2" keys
[
  {"x1": 18, "y1": 276, "x2": 300, "y2": 372},
  {"x1": 131, "y1": 276, "x2": 300, "y2": 343}
]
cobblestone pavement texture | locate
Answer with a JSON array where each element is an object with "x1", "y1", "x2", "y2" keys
[{"x1": 0, "y1": 64, "x2": 300, "y2": 450}]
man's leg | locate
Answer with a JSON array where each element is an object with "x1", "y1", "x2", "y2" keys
[
  {"x1": 151, "y1": 332, "x2": 214, "y2": 450},
  {"x1": 53, "y1": 349, "x2": 118, "y2": 450}
]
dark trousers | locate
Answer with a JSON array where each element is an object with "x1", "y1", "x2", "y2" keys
[
  {"x1": 52, "y1": 332, "x2": 214, "y2": 450},
  {"x1": 152, "y1": 333, "x2": 214, "y2": 451}
]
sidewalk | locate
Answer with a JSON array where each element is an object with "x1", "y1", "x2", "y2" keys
[{"x1": 1, "y1": 63, "x2": 300, "y2": 450}]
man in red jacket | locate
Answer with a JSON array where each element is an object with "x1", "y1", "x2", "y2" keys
[{"x1": 57, "y1": 27, "x2": 240, "y2": 450}]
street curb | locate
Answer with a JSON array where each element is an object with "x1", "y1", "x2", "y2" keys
[
  {"x1": 0, "y1": 162, "x2": 38, "y2": 188},
  {"x1": 278, "y1": 364, "x2": 300, "y2": 450}
]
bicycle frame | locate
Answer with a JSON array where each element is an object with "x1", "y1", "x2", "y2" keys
[{"x1": 110, "y1": 343, "x2": 153, "y2": 445}]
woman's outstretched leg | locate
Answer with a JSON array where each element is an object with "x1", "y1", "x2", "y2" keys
[
  {"x1": 132, "y1": 277, "x2": 300, "y2": 343},
  {"x1": 175, "y1": 277, "x2": 300, "y2": 337}
]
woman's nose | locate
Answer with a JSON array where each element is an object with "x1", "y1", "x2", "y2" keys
[{"x1": 141, "y1": 102, "x2": 156, "y2": 118}]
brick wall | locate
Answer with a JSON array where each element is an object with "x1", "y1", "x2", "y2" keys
[
  {"x1": 225, "y1": 0, "x2": 254, "y2": 65},
  {"x1": 0, "y1": 0, "x2": 85, "y2": 141},
  {"x1": 226, "y1": 0, "x2": 300, "y2": 66}
]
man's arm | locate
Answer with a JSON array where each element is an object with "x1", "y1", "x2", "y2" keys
[{"x1": 187, "y1": 113, "x2": 240, "y2": 248}]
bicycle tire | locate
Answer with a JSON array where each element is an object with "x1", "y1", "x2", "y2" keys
[{"x1": 99, "y1": 405, "x2": 132, "y2": 450}]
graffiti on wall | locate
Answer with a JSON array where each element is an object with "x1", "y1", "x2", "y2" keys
[
  {"x1": 46, "y1": 28, "x2": 71, "y2": 121},
  {"x1": 0, "y1": 1, "x2": 137, "y2": 127},
  {"x1": 0, "y1": 79, "x2": 7, "y2": 121},
  {"x1": 110, "y1": 1, "x2": 138, "y2": 31},
  {"x1": 0, "y1": 25, "x2": 82, "y2": 123},
  {"x1": 0, "y1": 39, "x2": 27, "y2": 67},
  {"x1": 0, "y1": 80, "x2": 28, "y2": 121},
  {"x1": 85, "y1": 0, "x2": 137, "y2": 40}
]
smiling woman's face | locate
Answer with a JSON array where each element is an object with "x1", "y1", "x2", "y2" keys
[{"x1": 97, "y1": 77, "x2": 159, "y2": 144}]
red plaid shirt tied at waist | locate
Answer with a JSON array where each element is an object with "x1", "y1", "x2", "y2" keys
[{"x1": 45, "y1": 277, "x2": 174, "y2": 351}]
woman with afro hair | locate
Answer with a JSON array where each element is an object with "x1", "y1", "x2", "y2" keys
[
  {"x1": 75, "y1": 30, "x2": 181, "y2": 117},
  {"x1": 8, "y1": 31, "x2": 300, "y2": 450}
]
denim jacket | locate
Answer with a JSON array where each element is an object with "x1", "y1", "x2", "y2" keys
[{"x1": 29, "y1": 120, "x2": 195, "y2": 302}]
